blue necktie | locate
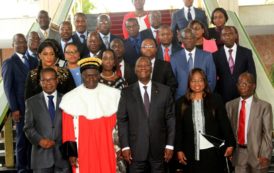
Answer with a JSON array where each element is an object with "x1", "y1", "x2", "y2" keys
[
  {"x1": 188, "y1": 52, "x2": 194, "y2": 72},
  {"x1": 23, "y1": 55, "x2": 30, "y2": 69},
  {"x1": 47, "y1": 95, "x2": 55, "y2": 122},
  {"x1": 187, "y1": 7, "x2": 192, "y2": 21}
]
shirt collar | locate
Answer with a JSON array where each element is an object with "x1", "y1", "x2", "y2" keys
[
  {"x1": 184, "y1": 47, "x2": 196, "y2": 56},
  {"x1": 240, "y1": 95, "x2": 253, "y2": 104},
  {"x1": 76, "y1": 31, "x2": 88, "y2": 38},
  {"x1": 40, "y1": 28, "x2": 50, "y2": 35},
  {"x1": 43, "y1": 90, "x2": 57, "y2": 98},
  {"x1": 224, "y1": 43, "x2": 237, "y2": 52},
  {"x1": 16, "y1": 52, "x2": 24, "y2": 59},
  {"x1": 99, "y1": 32, "x2": 110, "y2": 38},
  {"x1": 138, "y1": 80, "x2": 152, "y2": 88},
  {"x1": 183, "y1": 5, "x2": 194, "y2": 10}
]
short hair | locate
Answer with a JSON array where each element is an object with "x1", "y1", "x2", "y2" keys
[
  {"x1": 12, "y1": 33, "x2": 25, "y2": 43},
  {"x1": 64, "y1": 42, "x2": 78, "y2": 52},
  {"x1": 159, "y1": 24, "x2": 172, "y2": 31},
  {"x1": 180, "y1": 28, "x2": 195, "y2": 39},
  {"x1": 37, "y1": 10, "x2": 49, "y2": 18},
  {"x1": 40, "y1": 67, "x2": 58, "y2": 79},
  {"x1": 97, "y1": 14, "x2": 111, "y2": 24},
  {"x1": 238, "y1": 72, "x2": 256, "y2": 85},
  {"x1": 135, "y1": 56, "x2": 152, "y2": 70},
  {"x1": 74, "y1": 12, "x2": 87, "y2": 21},
  {"x1": 211, "y1": 7, "x2": 228, "y2": 24},
  {"x1": 149, "y1": 11, "x2": 162, "y2": 22},
  {"x1": 126, "y1": 18, "x2": 139, "y2": 25},
  {"x1": 110, "y1": 38, "x2": 124, "y2": 48}
]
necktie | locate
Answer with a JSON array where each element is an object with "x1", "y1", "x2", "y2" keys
[
  {"x1": 23, "y1": 55, "x2": 30, "y2": 69},
  {"x1": 116, "y1": 64, "x2": 122, "y2": 77},
  {"x1": 238, "y1": 100, "x2": 246, "y2": 145},
  {"x1": 143, "y1": 86, "x2": 150, "y2": 116},
  {"x1": 47, "y1": 95, "x2": 55, "y2": 123},
  {"x1": 155, "y1": 30, "x2": 160, "y2": 45},
  {"x1": 188, "y1": 52, "x2": 193, "y2": 72},
  {"x1": 228, "y1": 49, "x2": 235, "y2": 74},
  {"x1": 134, "y1": 38, "x2": 141, "y2": 54},
  {"x1": 103, "y1": 35, "x2": 109, "y2": 49},
  {"x1": 187, "y1": 7, "x2": 192, "y2": 21},
  {"x1": 44, "y1": 31, "x2": 48, "y2": 38},
  {"x1": 80, "y1": 34, "x2": 86, "y2": 43},
  {"x1": 164, "y1": 47, "x2": 170, "y2": 62}
]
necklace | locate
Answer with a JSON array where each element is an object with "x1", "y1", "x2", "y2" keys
[{"x1": 100, "y1": 72, "x2": 115, "y2": 79}]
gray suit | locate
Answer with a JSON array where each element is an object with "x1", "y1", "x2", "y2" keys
[
  {"x1": 226, "y1": 97, "x2": 273, "y2": 173},
  {"x1": 24, "y1": 92, "x2": 70, "y2": 172}
]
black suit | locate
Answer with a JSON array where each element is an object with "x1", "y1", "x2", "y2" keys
[
  {"x1": 156, "y1": 44, "x2": 182, "y2": 61},
  {"x1": 213, "y1": 45, "x2": 256, "y2": 103},
  {"x1": 152, "y1": 59, "x2": 178, "y2": 94},
  {"x1": 124, "y1": 34, "x2": 143, "y2": 66},
  {"x1": 72, "y1": 33, "x2": 89, "y2": 59},
  {"x1": 140, "y1": 29, "x2": 155, "y2": 41},
  {"x1": 118, "y1": 81, "x2": 175, "y2": 172},
  {"x1": 123, "y1": 61, "x2": 137, "y2": 85},
  {"x1": 175, "y1": 93, "x2": 236, "y2": 173},
  {"x1": 99, "y1": 33, "x2": 120, "y2": 49}
]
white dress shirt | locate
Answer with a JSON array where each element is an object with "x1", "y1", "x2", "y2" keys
[
  {"x1": 43, "y1": 90, "x2": 57, "y2": 110},
  {"x1": 119, "y1": 60, "x2": 125, "y2": 78},
  {"x1": 76, "y1": 31, "x2": 88, "y2": 43},
  {"x1": 224, "y1": 43, "x2": 237, "y2": 63},
  {"x1": 16, "y1": 52, "x2": 27, "y2": 64},
  {"x1": 183, "y1": 5, "x2": 195, "y2": 20},
  {"x1": 150, "y1": 27, "x2": 158, "y2": 39},
  {"x1": 184, "y1": 48, "x2": 196, "y2": 63}
]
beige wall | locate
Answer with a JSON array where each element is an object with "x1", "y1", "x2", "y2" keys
[{"x1": 39, "y1": 0, "x2": 62, "y2": 19}]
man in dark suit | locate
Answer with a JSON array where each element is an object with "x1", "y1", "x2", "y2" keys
[
  {"x1": 35, "y1": 10, "x2": 59, "y2": 41},
  {"x1": 213, "y1": 26, "x2": 256, "y2": 103},
  {"x1": 141, "y1": 38, "x2": 178, "y2": 94},
  {"x1": 171, "y1": 28, "x2": 216, "y2": 99},
  {"x1": 96, "y1": 14, "x2": 119, "y2": 49},
  {"x1": 226, "y1": 72, "x2": 272, "y2": 173},
  {"x1": 1, "y1": 33, "x2": 38, "y2": 172},
  {"x1": 157, "y1": 25, "x2": 181, "y2": 62},
  {"x1": 59, "y1": 21, "x2": 75, "y2": 55},
  {"x1": 26, "y1": 31, "x2": 41, "y2": 61},
  {"x1": 171, "y1": 0, "x2": 208, "y2": 41},
  {"x1": 117, "y1": 56, "x2": 175, "y2": 172},
  {"x1": 72, "y1": 12, "x2": 89, "y2": 58},
  {"x1": 110, "y1": 38, "x2": 137, "y2": 85},
  {"x1": 83, "y1": 31, "x2": 106, "y2": 58},
  {"x1": 24, "y1": 68, "x2": 70, "y2": 173},
  {"x1": 124, "y1": 18, "x2": 143, "y2": 66},
  {"x1": 140, "y1": 11, "x2": 162, "y2": 45}
]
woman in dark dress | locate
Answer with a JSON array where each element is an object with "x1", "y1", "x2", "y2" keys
[
  {"x1": 99, "y1": 49, "x2": 127, "y2": 173},
  {"x1": 208, "y1": 8, "x2": 228, "y2": 49},
  {"x1": 175, "y1": 68, "x2": 235, "y2": 173},
  {"x1": 25, "y1": 39, "x2": 75, "y2": 100}
]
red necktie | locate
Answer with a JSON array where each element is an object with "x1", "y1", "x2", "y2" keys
[
  {"x1": 155, "y1": 30, "x2": 160, "y2": 45},
  {"x1": 116, "y1": 64, "x2": 122, "y2": 77},
  {"x1": 238, "y1": 100, "x2": 246, "y2": 145},
  {"x1": 164, "y1": 47, "x2": 170, "y2": 62}
]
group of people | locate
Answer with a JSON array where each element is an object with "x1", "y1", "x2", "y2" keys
[{"x1": 1, "y1": 0, "x2": 273, "y2": 173}]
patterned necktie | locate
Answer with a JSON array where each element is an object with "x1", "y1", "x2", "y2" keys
[
  {"x1": 228, "y1": 49, "x2": 235, "y2": 74},
  {"x1": 238, "y1": 100, "x2": 246, "y2": 145},
  {"x1": 116, "y1": 64, "x2": 122, "y2": 77},
  {"x1": 164, "y1": 47, "x2": 170, "y2": 62},
  {"x1": 188, "y1": 52, "x2": 193, "y2": 72},
  {"x1": 187, "y1": 7, "x2": 192, "y2": 21},
  {"x1": 103, "y1": 35, "x2": 109, "y2": 49},
  {"x1": 23, "y1": 55, "x2": 30, "y2": 69},
  {"x1": 44, "y1": 30, "x2": 48, "y2": 38},
  {"x1": 143, "y1": 86, "x2": 150, "y2": 116},
  {"x1": 47, "y1": 95, "x2": 55, "y2": 123},
  {"x1": 80, "y1": 34, "x2": 86, "y2": 43}
]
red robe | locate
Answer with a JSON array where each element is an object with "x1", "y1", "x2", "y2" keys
[{"x1": 60, "y1": 84, "x2": 121, "y2": 173}]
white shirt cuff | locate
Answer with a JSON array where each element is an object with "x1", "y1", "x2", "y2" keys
[{"x1": 165, "y1": 145, "x2": 174, "y2": 150}]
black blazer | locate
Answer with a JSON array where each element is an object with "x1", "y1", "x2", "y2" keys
[
  {"x1": 140, "y1": 29, "x2": 155, "y2": 41},
  {"x1": 117, "y1": 82, "x2": 175, "y2": 161},
  {"x1": 156, "y1": 44, "x2": 182, "y2": 61},
  {"x1": 123, "y1": 36, "x2": 143, "y2": 66},
  {"x1": 72, "y1": 33, "x2": 89, "y2": 59},
  {"x1": 123, "y1": 62, "x2": 137, "y2": 85},
  {"x1": 213, "y1": 46, "x2": 256, "y2": 103},
  {"x1": 152, "y1": 59, "x2": 178, "y2": 94},
  {"x1": 175, "y1": 93, "x2": 236, "y2": 161}
]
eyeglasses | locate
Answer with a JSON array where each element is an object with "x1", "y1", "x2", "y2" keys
[
  {"x1": 40, "y1": 78, "x2": 57, "y2": 83},
  {"x1": 65, "y1": 51, "x2": 79, "y2": 55},
  {"x1": 141, "y1": 45, "x2": 155, "y2": 49},
  {"x1": 190, "y1": 79, "x2": 204, "y2": 83}
]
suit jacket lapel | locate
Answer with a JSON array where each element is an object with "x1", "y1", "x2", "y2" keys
[
  {"x1": 233, "y1": 46, "x2": 242, "y2": 76},
  {"x1": 219, "y1": 49, "x2": 232, "y2": 75},
  {"x1": 231, "y1": 98, "x2": 240, "y2": 139},
  {"x1": 38, "y1": 93, "x2": 53, "y2": 124},
  {"x1": 247, "y1": 97, "x2": 258, "y2": 134},
  {"x1": 152, "y1": 59, "x2": 159, "y2": 80},
  {"x1": 149, "y1": 82, "x2": 159, "y2": 116},
  {"x1": 13, "y1": 54, "x2": 29, "y2": 75}
]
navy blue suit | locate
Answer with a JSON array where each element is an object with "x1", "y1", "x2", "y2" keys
[
  {"x1": 171, "y1": 48, "x2": 216, "y2": 99},
  {"x1": 213, "y1": 46, "x2": 256, "y2": 103},
  {"x1": 72, "y1": 32, "x2": 89, "y2": 59},
  {"x1": 171, "y1": 8, "x2": 208, "y2": 32},
  {"x1": 2, "y1": 53, "x2": 38, "y2": 172},
  {"x1": 124, "y1": 35, "x2": 143, "y2": 66}
]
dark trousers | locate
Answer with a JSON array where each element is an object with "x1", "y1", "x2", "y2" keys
[
  {"x1": 33, "y1": 167, "x2": 71, "y2": 173},
  {"x1": 182, "y1": 148, "x2": 223, "y2": 173},
  {"x1": 129, "y1": 159, "x2": 165, "y2": 173},
  {"x1": 16, "y1": 117, "x2": 32, "y2": 173}
]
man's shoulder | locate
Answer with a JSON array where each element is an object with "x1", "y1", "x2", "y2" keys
[
  {"x1": 237, "y1": 45, "x2": 252, "y2": 54},
  {"x1": 253, "y1": 97, "x2": 272, "y2": 108},
  {"x1": 226, "y1": 97, "x2": 240, "y2": 108}
]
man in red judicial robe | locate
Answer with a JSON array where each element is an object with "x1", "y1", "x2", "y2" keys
[{"x1": 60, "y1": 57, "x2": 121, "y2": 173}]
